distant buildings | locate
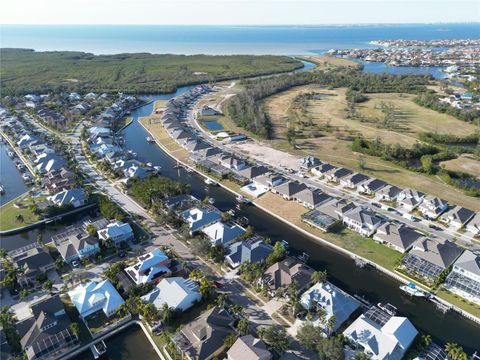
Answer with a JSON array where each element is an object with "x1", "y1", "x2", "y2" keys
[{"x1": 68, "y1": 280, "x2": 125, "y2": 318}]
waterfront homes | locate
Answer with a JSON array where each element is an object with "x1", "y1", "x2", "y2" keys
[
  {"x1": 225, "y1": 237, "x2": 273, "y2": 268},
  {"x1": 142, "y1": 277, "x2": 201, "y2": 312},
  {"x1": 444, "y1": 250, "x2": 480, "y2": 304},
  {"x1": 300, "y1": 281, "x2": 360, "y2": 333},
  {"x1": 272, "y1": 181, "x2": 307, "y2": 201},
  {"x1": 12, "y1": 247, "x2": 55, "y2": 287},
  {"x1": 125, "y1": 248, "x2": 172, "y2": 285},
  {"x1": 238, "y1": 165, "x2": 269, "y2": 180},
  {"x1": 402, "y1": 238, "x2": 464, "y2": 281},
  {"x1": 343, "y1": 306, "x2": 417, "y2": 360},
  {"x1": 43, "y1": 168, "x2": 76, "y2": 194},
  {"x1": 97, "y1": 221, "x2": 134, "y2": 246},
  {"x1": 340, "y1": 173, "x2": 370, "y2": 189},
  {"x1": 68, "y1": 280, "x2": 125, "y2": 318},
  {"x1": 342, "y1": 206, "x2": 383, "y2": 237},
  {"x1": 48, "y1": 188, "x2": 86, "y2": 208},
  {"x1": 16, "y1": 295, "x2": 78, "y2": 360},
  {"x1": 34, "y1": 153, "x2": 66, "y2": 174},
  {"x1": 201, "y1": 221, "x2": 246, "y2": 246},
  {"x1": 52, "y1": 227, "x2": 100, "y2": 263},
  {"x1": 218, "y1": 155, "x2": 247, "y2": 171},
  {"x1": 164, "y1": 194, "x2": 200, "y2": 213},
  {"x1": 181, "y1": 205, "x2": 222, "y2": 234},
  {"x1": 253, "y1": 173, "x2": 286, "y2": 189},
  {"x1": 373, "y1": 223, "x2": 425, "y2": 253},
  {"x1": 418, "y1": 196, "x2": 449, "y2": 220},
  {"x1": 173, "y1": 306, "x2": 235, "y2": 360},
  {"x1": 316, "y1": 198, "x2": 357, "y2": 221},
  {"x1": 227, "y1": 335, "x2": 272, "y2": 360},
  {"x1": 397, "y1": 189, "x2": 425, "y2": 212},
  {"x1": 302, "y1": 209, "x2": 339, "y2": 232},
  {"x1": 440, "y1": 206, "x2": 475, "y2": 229},
  {"x1": 294, "y1": 188, "x2": 331, "y2": 209},
  {"x1": 466, "y1": 212, "x2": 480, "y2": 236},
  {"x1": 357, "y1": 178, "x2": 387, "y2": 196},
  {"x1": 376, "y1": 185, "x2": 402, "y2": 203},
  {"x1": 261, "y1": 257, "x2": 314, "y2": 297}
]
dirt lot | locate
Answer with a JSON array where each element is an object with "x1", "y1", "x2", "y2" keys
[{"x1": 441, "y1": 154, "x2": 480, "y2": 178}]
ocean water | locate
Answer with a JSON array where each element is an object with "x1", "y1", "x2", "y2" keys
[{"x1": 1, "y1": 23, "x2": 479, "y2": 55}]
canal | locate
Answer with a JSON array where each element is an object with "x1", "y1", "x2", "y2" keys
[
  {"x1": 0, "y1": 142, "x2": 30, "y2": 206},
  {"x1": 121, "y1": 86, "x2": 480, "y2": 352}
]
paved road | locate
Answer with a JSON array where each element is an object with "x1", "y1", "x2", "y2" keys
[{"x1": 185, "y1": 86, "x2": 478, "y2": 249}]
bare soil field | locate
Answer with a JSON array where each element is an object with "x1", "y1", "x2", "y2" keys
[{"x1": 441, "y1": 154, "x2": 480, "y2": 178}]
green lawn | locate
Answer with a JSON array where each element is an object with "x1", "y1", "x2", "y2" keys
[
  {"x1": 0, "y1": 194, "x2": 42, "y2": 231},
  {"x1": 435, "y1": 288, "x2": 480, "y2": 318}
]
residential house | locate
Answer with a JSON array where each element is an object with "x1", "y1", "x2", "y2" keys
[
  {"x1": 54, "y1": 229, "x2": 100, "y2": 263},
  {"x1": 311, "y1": 163, "x2": 335, "y2": 178},
  {"x1": 200, "y1": 105, "x2": 221, "y2": 116},
  {"x1": 173, "y1": 306, "x2": 234, "y2": 360},
  {"x1": 466, "y1": 212, "x2": 480, "y2": 236},
  {"x1": 227, "y1": 335, "x2": 272, "y2": 360},
  {"x1": 225, "y1": 237, "x2": 273, "y2": 268},
  {"x1": 342, "y1": 206, "x2": 383, "y2": 237},
  {"x1": 272, "y1": 181, "x2": 307, "y2": 201},
  {"x1": 181, "y1": 205, "x2": 222, "y2": 233},
  {"x1": 419, "y1": 196, "x2": 449, "y2": 219},
  {"x1": 218, "y1": 155, "x2": 247, "y2": 171},
  {"x1": 202, "y1": 221, "x2": 246, "y2": 246},
  {"x1": 17, "y1": 134, "x2": 37, "y2": 149},
  {"x1": 43, "y1": 168, "x2": 76, "y2": 194},
  {"x1": 34, "y1": 153, "x2": 66, "y2": 174},
  {"x1": 184, "y1": 139, "x2": 211, "y2": 153},
  {"x1": 294, "y1": 188, "x2": 331, "y2": 209},
  {"x1": 402, "y1": 238, "x2": 464, "y2": 281},
  {"x1": 397, "y1": 189, "x2": 425, "y2": 212},
  {"x1": 16, "y1": 295, "x2": 78, "y2": 360},
  {"x1": 343, "y1": 306, "x2": 418, "y2": 360},
  {"x1": 376, "y1": 185, "x2": 402, "y2": 202},
  {"x1": 164, "y1": 194, "x2": 200, "y2": 213},
  {"x1": 445, "y1": 250, "x2": 480, "y2": 304},
  {"x1": 254, "y1": 173, "x2": 286, "y2": 189},
  {"x1": 261, "y1": 257, "x2": 314, "y2": 296},
  {"x1": 300, "y1": 156, "x2": 321, "y2": 170},
  {"x1": 48, "y1": 188, "x2": 86, "y2": 208},
  {"x1": 97, "y1": 221, "x2": 134, "y2": 246},
  {"x1": 238, "y1": 166, "x2": 269, "y2": 180},
  {"x1": 13, "y1": 247, "x2": 55, "y2": 287},
  {"x1": 125, "y1": 248, "x2": 172, "y2": 284},
  {"x1": 142, "y1": 277, "x2": 201, "y2": 312},
  {"x1": 357, "y1": 178, "x2": 387, "y2": 195},
  {"x1": 68, "y1": 280, "x2": 125, "y2": 318},
  {"x1": 440, "y1": 206, "x2": 475, "y2": 229},
  {"x1": 317, "y1": 198, "x2": 357, "y2": 220},
  {"x1": 300, "y1": 281, "x2": 360, "y2": 333},
  {"x1": 195, "y1": 147, "x2": 222, "y2": 159},
  {"x1": 373, "y1": 223, "x2": 425, "y2": 253},
  {"x1": 324, "y1": 167, "x2": 352, "y2": 183},
  {"x1": 340, "y1": 173, "x2": 370, "y2": 189}
]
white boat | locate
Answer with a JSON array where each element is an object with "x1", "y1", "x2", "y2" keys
[
  {"x1": 400, "y1": 283, "x2": 431, "y2": 298},
  {"x1": 146, "y1": 136, "x2": 155, "y2": 143},
  {"x1": 0, "y1": 185, "x2": 4, "y2": 195},
  {"x1": 204, "y1": 178, "x2": 218, "y2": 186},
  {"x1": 7, "y1": 151, "x2": 15, "y2": 158},
  {"x1": 146, "y1": 162, "x2": 153, "y2": 167},
  {"x1": 208, "y1": 197, "x2": 215, "y2": 204},
  {"x1": 236, "y1": 195, "x2": 250, "y2": 204},
  {"x1": 227, "y1": 209, "x2": 235, "y2": 216},
  {"x1": 377, "y1": 302, "x2": 397, "y2": 316},
  {"x1": 154, "y1": 165, "x2": 162, "y2": 173}
]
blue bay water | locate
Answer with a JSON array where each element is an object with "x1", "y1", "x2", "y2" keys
[{"x1": 1, "y1": 23, "x2": 479, "y2": 55}]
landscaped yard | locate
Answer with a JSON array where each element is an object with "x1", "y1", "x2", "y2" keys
[
  {"x1": 435, "y1": 287, "x2": 480, "y2": 318},
  {"x1": 0, "y1": 193, "x2": 42, "y2": 231}
]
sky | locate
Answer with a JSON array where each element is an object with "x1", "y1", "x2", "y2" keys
[{"x1": 1, "y1": 0, "x2": 479, "y2": 25}]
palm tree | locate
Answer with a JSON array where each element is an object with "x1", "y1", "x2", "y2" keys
[
  {"x1": 237, "y1": 318, "x2": 249, "y2": 335},
  {"x1": 188, "y1": 269, "x2": 203, "y2": 282},
  {"x1": 199, "y1": 278, "x2": 214, "y2": 299},
  {"x1": 326, "y1": 315, "x2": 336, "y2": 335},
  {"x1": 215, "y1": 293, "x2": 228, "y2": 308},
  {"x1": 445, "y1": 343, "x2": 466, "y2": 360},
  {"x1": 421, "y1": 334, "x2": 432, "y2": 347},
  {"x1": 161, "y1": 303, "x2": 174, "y2": 325},
  {"x1": 310, "y1": 270, "x2": 327, "y2": 285},
  {"x1": 70, "y1": 322, "x2": 80, "y2": 338}
]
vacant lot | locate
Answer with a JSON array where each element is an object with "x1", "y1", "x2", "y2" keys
[
  {"x1": 0, "y1": 193, "x2": 41, "y2": 231},
  {"x1": 263, "y1": 85, "x2": 480, "y2": 210},
  {"x1": 300, "y1": 55, "x2": 361, "y2": 70},
  {"x1": 441, "y1": 154, "x2": 480, "y2": 178}
]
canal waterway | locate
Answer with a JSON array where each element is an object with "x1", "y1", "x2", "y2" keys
[
  {"x1": 0, "y1": 142, "x2": 30, "y2": 206},
  {"x1": 120, "y1": 87, "x2": 480, "y2": 352}
]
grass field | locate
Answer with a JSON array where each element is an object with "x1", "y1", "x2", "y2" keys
[
  {"x1": 264, "y1": 86, "x2": 480, "y2": 210},
  {"x1": 441, "y1": 154, "x2": 480, "y2": 178},
  {"x1": 0, "y1": 193, "x2": 42, "y2": 231},
  {"x1": 254, "y1": 192, "x2": 403, "y2": 270},
  {"x1": 435, "y1": 288, "x2": 480, "y2": 318},
  {"x1": 299, "y1": 55, "x2": 362, "y2": 70}
]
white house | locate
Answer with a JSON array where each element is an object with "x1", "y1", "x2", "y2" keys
[
  {"x1": 300, "y1": 281, "x2": 360, "y2": 333},
  {"x1": 418, "y1": 196, "x2": 449, "y2": 219},
  {"x1": 440, "y1": 206, "x2": 475, "y2": 229},
  {"x1": 68, "y1": 280, "x2": 125, "y2": 318},
  {"x1": 342, "y1": 206, "x2": 383, "y2": 237},
  {"x1": 466, "y1": 212, "x2": 480, "y2": 236},
  {"x1": 181, "y1": 205, "x2": 222, "y2": 233},
  {"x1": 343, "y1": 308, "x2": 418, "y2": 360},
  {"x1": 125, "y1": 248, "x2": 172, "y2": 285},
  {"x1": 397, "y1": 189, "x2": 425, "y2": 212},
  {"x1": 142, "y1": 277, "x2": 201, "y2": 312},
  {"x1": 202, "y1": 221, "x2": 246, "y2": 246},
  {"x1": 97, "y1": 221, "x2": 134, "y2": 246},
  {"x1": 48, "y1": 188, "x2": 86, "y2": 208},
  {"x1": 444, "y1": 250, "x2": 480, "y2": 304}
]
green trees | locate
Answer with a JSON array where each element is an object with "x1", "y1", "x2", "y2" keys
[
  {"x1": 259, "y1": 326, "x2": 291, "y2": 354},
  {"x1": 70, "y1": 322, "x2": 80, "y2": 338},
  {"x1": 97, "y1": 195, "x2": 125, "y2": 221},
  {"x1": 266, "y1": 241, "x2": 286, "y2": 266},
  {"x1": 0, "y1": 306, "x2": 22, "y2": 353},
  {"x1": 236, "y1": 318, "x2": 250, "y2": 336},
  {"x1": 86, "y1": 224, "x2": 97, "y2": 237},
  {"x1": 42, "y1": 280, "x2": 54, "y2": 293},
  {"x1": 310, "y1": 270, "x2": 327, "y2": 285},
  {"x1": 444, "y1": 343, "x2": 468, "y2": 360},
  {"x1": 297, "y1": 323, "x2": 344, "y2": 360}
]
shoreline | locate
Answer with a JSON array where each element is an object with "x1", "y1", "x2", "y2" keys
[{"x1": 138, "y1": 116, "x2": 480, "y2": 326}]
